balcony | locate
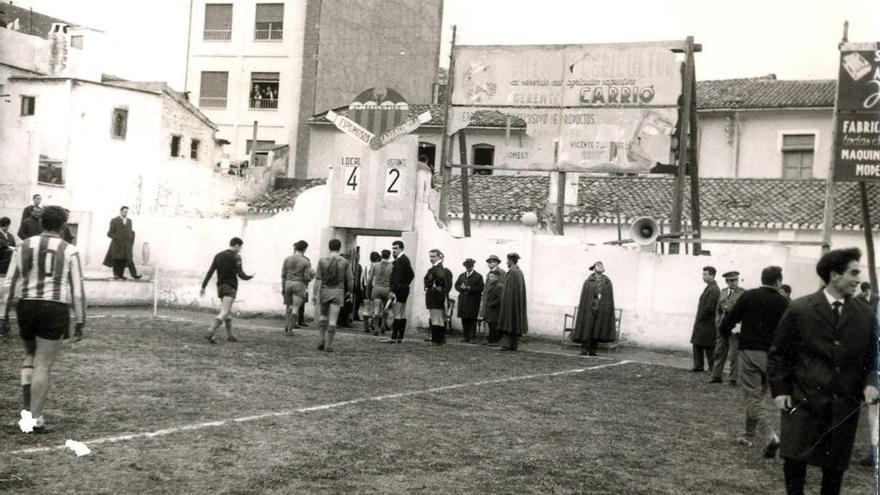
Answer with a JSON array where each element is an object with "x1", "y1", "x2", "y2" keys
[
  {"x1": 203, "y1": 29, "x2": 232, "y2": 41},
  {"x1": 254, "y1": 28, "x2": 283, "y2": 41},
  {"x1": 199, "y1": 97, "x2": 228, "y2": 109},
  {"x1": 249, "y1": 98, "x2": 278, "y2": 110}
]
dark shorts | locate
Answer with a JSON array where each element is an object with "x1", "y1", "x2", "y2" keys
[
  {"x1": 425, "y1": 290, "x2": 446, "y2": 310},
  {"x1": 371, "y1": 286, "x2": 391, "y2": 304},
  {"x1": 392, "y1": 286, "x2": 410, "y2": 303},
  {"x1": 16, "y1": 299, "x2": 70, "y2": 341},
  {"x1": 284, "y1": 281, "x2": 308, "y2": 305},
  {"x1": 217, "y1": 283, "x2": 237, "y2": 299}
]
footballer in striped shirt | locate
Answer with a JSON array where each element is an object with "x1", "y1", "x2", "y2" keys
[{"x1": 0, "y1": 206, "x2": 86, "y2": 433}]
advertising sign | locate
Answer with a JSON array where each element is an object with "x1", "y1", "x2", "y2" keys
[
  {"x1": 449, "y1": 42, "x2": 683, "y2": 173},
  {"x1": 327, "y1": 87, "x2": 432, "y2": 150},
  {"x1": 834, "y1": 43, "x2": 880, "y2": 182}
]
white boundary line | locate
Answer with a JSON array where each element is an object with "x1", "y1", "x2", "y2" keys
[{"x1": 8, "y1": 360, "x2": 634, "y2": 456}]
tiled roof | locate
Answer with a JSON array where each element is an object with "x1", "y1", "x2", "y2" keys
[
  {"x1": 696, "y1": 76, "x2": 835, "y2": 110},
  {"x1": 308, "y1": 104, "x2": 527, "y2": 129},
  {"x1": 446, "y1": 176, "x2": 879, "y2": 230},
  {"x1": 247, "y1": 179, "x2": 326, "y2": 213}
]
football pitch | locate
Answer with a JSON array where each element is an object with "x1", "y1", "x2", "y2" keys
[{"x1": 0, "y1": 311, "x2": 875, "y2": 494}]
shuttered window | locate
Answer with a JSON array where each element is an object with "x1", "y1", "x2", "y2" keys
[
  {"x1": 781, "y1": 134, "x2": 815, "y2": 179},
  {"x1": 199, "y1": 71, "x2": 228, "y2": 108},
  {"x1": 204, "y1": 4, "x2": 233, "y2": 40},
  {"x1": 254, "y1": 3, "x2": 283, "y2": 40}
]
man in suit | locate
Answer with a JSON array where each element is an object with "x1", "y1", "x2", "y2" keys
[
  {"x1": 17, "y1": 207, "x2": 42, "y2": 240},
  {"x1": 720, "y1": 265, "x2": 788, "y2": 457},
  {"x1": 385, "y1": 240, "x2": 414, "y2": 343},
  {"x1": 0, "y1": 217, "x2": 16, "y2": 278},
  {"x1": 455, "y1": 258, "x2": 484, "y2": 344},
  {"x1": 20, "y1": 194, "x2": 41, "y2": 224},
  {"x1": 769, "y1": 248, "x2": 878, "y2": 495},
  {"x1": 690, "y1": 266, "x2": 720, "y2": 372},
  {"x1": 480, "y1": 255, "x2": 506, "y2": 346},
  {"x1": 102, "y1": 206, "x2": 140, "y2": 280},
  {"x1": 711, "y1": 271, "x2": 746, "y2": 385}
]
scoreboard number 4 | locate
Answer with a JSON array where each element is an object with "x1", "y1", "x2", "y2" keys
[{"x1": 343, "y1": 165, "x2": 359, "y2": 195}]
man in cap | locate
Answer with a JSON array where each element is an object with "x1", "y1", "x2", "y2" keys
[
  {"x1": 572, "y1": 261, "x2": 616, "y2": 356},
  {"x1": 481, "y1": 255, "x2": 506, "y2": 346},
  {"x1": 498, "y1": 253, "x2": 528, "y2": 351},
  {"x1": 455, "y1": 258, "x2": 484, "y2": 344},
  {"x1": 711, "y1": 271, "x2": 745, "y2": 384},
  {"x1": 690, "y1": 266, "x2": 720, "y2": 372}
]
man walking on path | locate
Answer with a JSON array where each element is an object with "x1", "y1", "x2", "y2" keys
[
  {"x1": 385, "y1": 240, "x2": 414, "y2": 344},
  {"x1": 313, "y1": 239, "x2": 351, "y2": 352},
  {"x1": 768, "y1": 249, "x2": 877, "y2": 495},
  {"x1": 102, "y1": 206, "x2": 140, "y2": 280},
  {"x1": 281, "y1": 240, "x2": 312, "y2": 334},
  {"x1": 0, "y1": 206, "x2": 86, "y2": 433},
  {"x1": 455, "y1": 258, "x2": 483, "y2": 344},
  {"x1": 720, "y1": 265, "x2": 788, "y2": 458},
  {"x1": 690, "y1": 266, "x2": 720, "y2": 372},
  {"x1": 498, "y1": 253, "x2": 528, "y2": 352},
  {"x1": 200, "y1": 237, "x2": 254, "y2": 344},
  {"x1": 711, "y1": 271, "x2": 745, "y2": 385}
]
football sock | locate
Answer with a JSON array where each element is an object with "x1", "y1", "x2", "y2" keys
[
  {"x1": 398, "y1": 319, "x2": 407, "y2": 341},
  {"x1": 21, "y1": 366, "x2": 33, "y2": 410}
]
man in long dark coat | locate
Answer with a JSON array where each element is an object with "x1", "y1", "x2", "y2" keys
[
  {"x1": 768, "y1": 248, "x2": 878, "y2": 495},
  {"x1": 455, "y1": 258, "x2": 484, "y2": 344},
  {"x1": 498, "y1": 252, "x2": 527, "y2": 351},
  {"x1": 480, "y1": 255, "x2": 506, "y2": 345},
  {"x1": 102, "y1": 206, "x2": 137, "y2": 280},
  {"x1": 572, "y1": 261, "x2": 615, "y2": 356},
  {"x1": 690, "y1": 266, "x2": 720, "y2": 371}
]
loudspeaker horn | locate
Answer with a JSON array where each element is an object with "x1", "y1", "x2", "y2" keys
[{"x1": 630, "y1": 216, "x2": 659, "y2": 245}]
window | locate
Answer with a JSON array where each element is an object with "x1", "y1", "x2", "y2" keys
[
  {"x1": 21, "y1": 96, "x2": 35, "y2": 116},
  {"x1": 37, "y1": 157, "x2": 64, "y2": 186},
  {"x1": 418, "y1": 142, "x2": 436, "y2": 173},
  {"x1": 190, "y1": 139, "x2": 201, "y2": 160},
  {"x1": 170, "y1": 135, "x2": 182, "y2": 157},
  {"x1": 245, "y1": 139, "x2": 275, "y2": 167},
  {"x1": 249, "y1": 72, "x2": 279, "y2": 109},
  {"x1": 111, "y1": 108, "x2": 128, "y2": 140},
  {"x1": 204, "y1": 4, "x2": 233, "y2": 40},
  {"x1": 254, "y1": 3, "x2": 283, "y2": 40},
  {"x1": 70, "y1": 35, "x2": 83, "y2": 49},
  {"x1": 472, "y1": 144, "x2": 495, "y2": 175},
  {"x1": 781, "y1": 134, "x2": 814, "y2": 179},
  {"x1": 199, "y1": 71, "x2": 228, "y2": 108}
]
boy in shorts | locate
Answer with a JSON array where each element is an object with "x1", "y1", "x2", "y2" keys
[
  {"x1": 0, "y1": 205, "x2": 86, "y2": 433},
  {"x1": 200, "y1": 237, "x2": 254, "y2": 343}
]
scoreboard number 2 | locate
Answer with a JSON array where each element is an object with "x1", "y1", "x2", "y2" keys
[
  {"x1": 385, "y1": 167, "x2": 401, "y2": 195},
  {"x1": 343, "y1": 165, "x2": 359, "y2": 195}
]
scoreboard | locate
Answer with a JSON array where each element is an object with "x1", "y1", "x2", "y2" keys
[{"x1": 329, "y1": 134, "x2": 418, "y2": 231}]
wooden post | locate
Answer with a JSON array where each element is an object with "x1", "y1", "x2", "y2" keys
[
  {"x1": 438, "y1": 25, "x2": 457, "y2": 224},
  {"x1": 687, "y1": 63, "x2": 702, "y2": 256},
  {"x1": 554, "y1": 141, "x2": 565, "y2": 234},
  {"x1": 616, "y1": 206, "x2": 622, "y2": 241},
  {"x1": 821, "y1": 22, "x2": 849, "y2": 254},
  {"x1": 669, "y1": 37, "x2": 695, "y2": 255},
  {"x1": 248, "y1": 120, "x2": 258, "y2": 170},
  {"x1": 860, "y1": 182, "x2": 878, "y2": 291},
  {"x1": 459, "y1": 131, "x2": 471, "y2": 237}
]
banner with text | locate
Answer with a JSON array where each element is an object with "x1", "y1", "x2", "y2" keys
[
  {"x1": 449, "y1": 42, "x2": 684, "y2": 173},
  {"x1": 834, "y1": 42, "x2": 880, "y2": 181}
]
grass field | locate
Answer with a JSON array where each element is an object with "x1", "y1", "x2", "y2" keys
[{"x1": 0, "y1": 311, "x2": 876, "y2": 494}]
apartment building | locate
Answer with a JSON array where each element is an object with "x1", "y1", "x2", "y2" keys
[{"x1": 184, "y1": 0, "x2": 443, "y2": 178}]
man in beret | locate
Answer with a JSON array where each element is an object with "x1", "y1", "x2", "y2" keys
[
  {"x1": 480, "y1": 255, "x2": 506, "y2": 346},
  {"x1": 455, "y1": 258, "x2": 484, "y2": 344},
  {"x1": 498, "y1": 253, "x2": 528, "y2": 351},
  {"x1": 711, "y1": 271, "x2": 745, "y2": 385}
]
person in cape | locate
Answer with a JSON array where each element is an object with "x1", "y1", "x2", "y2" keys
[
  {"x1": 497, "y1": 252, "x2": 528, "y2": 351},
  {"x1": 571, "y1": 261, "x2": 616, "y2": 356}
]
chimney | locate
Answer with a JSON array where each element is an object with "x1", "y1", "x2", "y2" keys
[{"x1": 47, "y1": 23, "x2": 69, "y2": 75}]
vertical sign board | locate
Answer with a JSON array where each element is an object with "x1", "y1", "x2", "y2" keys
[
  {"x1": 329, "y1": 134, "x2": 418, "y2": 231},
  {"x1": 834, "y1": 42, "x2": 880, "y2": 182}
]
